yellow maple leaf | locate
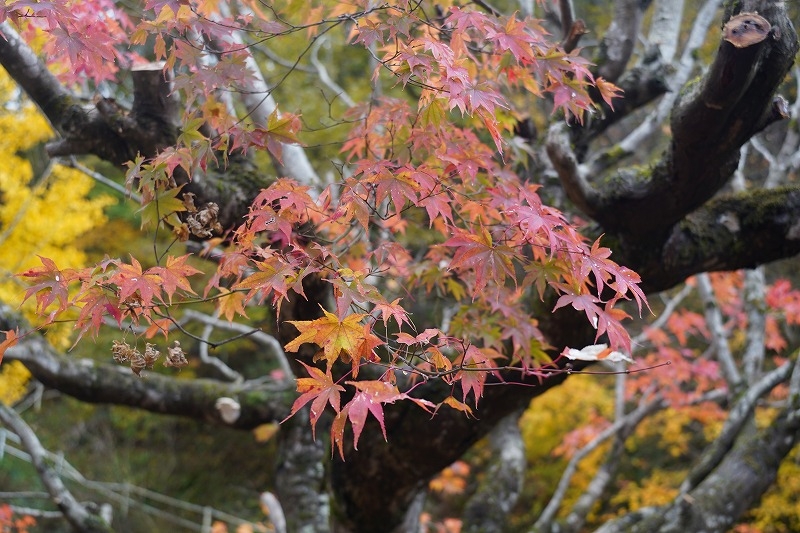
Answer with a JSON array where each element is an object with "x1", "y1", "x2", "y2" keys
[{"x1": 284, "y1": 308, "x2": 368, "y2": 369}]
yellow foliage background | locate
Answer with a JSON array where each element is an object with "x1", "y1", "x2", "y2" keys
[{"x1": 0, "y1": 68, "x2": 114, "y2": 404}]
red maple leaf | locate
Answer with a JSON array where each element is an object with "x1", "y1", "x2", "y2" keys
[
  {"x1": 456, "y1": 345, "x2": 501, "y2": 406},
  {"x1": 286, "y1": 362, "x2": 345, "y2": 439},
  {"x1": 18, "y1": 256, "x2": 72, "y2": 317},
  {"x1": 73, "y1": 287, "x2": 122, "y2": 344},
  {"x1": 332, "y1": 380, "x2": 434, "y2": 457},
  {"x1": 444, "y1": 226, "x2": 518, "y2": 294},
  {"x1": 149, "y1": 254, "x2": 202, "y2": 303},
  {"x1": 372, "y1": 298, "x2": 411, "y2": 329},
  {"x1": 108, "y1": 257, "x2": 163, "y2": 308}
]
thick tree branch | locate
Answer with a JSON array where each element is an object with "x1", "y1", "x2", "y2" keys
[
  {"x1": 582, "y1": 0, "x2": 719, "y2": 176},
  {"x1": 629, "y1": 186, "x2": 800, "y2": 293},
  {"x1": 594, "y1": 0, "x2": 647, "y2": 83},
  {"x1": 573, "y1": 0, "x2": 799, "y2": 239},
  {"x1": 678, "y1": 357, "x2": 795, "y2": 495},
  {"x1": 0, "y1": 308, "x2": 292, "y2": 429},
  {"x1": 0, "y1": 25, "x2": 178, "y2": 166},
  {"x1": 0, "y1": 22, "x2": 72, "y2": 129}
]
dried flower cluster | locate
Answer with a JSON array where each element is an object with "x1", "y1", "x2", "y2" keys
[{"x1": 112, "y1": 339, "x2": 188, "y2": 376}]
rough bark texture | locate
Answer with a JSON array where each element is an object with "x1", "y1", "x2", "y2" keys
[
  {"x1": 274, "y1": 408, "x2": 331, "y2": 533},
  {"x1": 462, "y1": 411, "x2": 526, "y2": 533}
]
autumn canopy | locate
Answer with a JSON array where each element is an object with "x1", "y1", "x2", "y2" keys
[{"x1": 0, "y1": 0, "x2": 799, "y2": 531}]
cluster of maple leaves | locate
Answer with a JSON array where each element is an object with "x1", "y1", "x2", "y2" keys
[{"x1": 2, "y1": 0, "x2": 646, "y2": 453}]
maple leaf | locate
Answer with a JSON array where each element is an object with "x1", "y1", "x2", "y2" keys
[
  {"x1": 73, "y1": 287, "x2": 122, "y2": 345},
  {"x1": 553, "y1": 290, "x2": 603, "y2": 328},
  {"x1": 595, "y1": 77, "x2": 624, "y2": 109},
  {"x1": 137, "y1": 185, "x2": 187, "y2": 229},
  {"x1": 438, "y1": 395, "x2": 475, "y2": 418},
  {"x1": 144, "y1": 317, "x2": 173, "y2": 339},
  {"x1": 216, "y1": 287, "x2": 249, "y2": 322},
  {"x1": 149, "y1": 255, "x2": 202, "y2": 303},
  {"x1": 328, "y1": 268, "x2": 382, "y2": 315},
  {"x1": 395, "y1": 328, "x2": 441, "y2": 346},
  {"x1": 18, "y1": 256, "x2": 72, "y2": 317},
  {"x1": 257, "y1": 108, "x2": 303, "y2": 162},
  {"x1": 369, "y1": 167, "x2": 420, "y2": 214},
  {"x1": 0, "y1": 329, "x2": 19, "y2": 365},
  {"x1": 232, "y1": 257, "x2": 298, "y2": 304},
  {"x1": 596, "y1": 305, "x2": 632, "y2": 353},
  {"x1": 108, "y1": 257, "x2": 164, "y2": 308},
  {"x1": 334, "y1": 380, "x2": 435, "y2": 455},
  {"x1": 444, "y1": 226, "x2": 518, "y2": 294},
  {"x1": 284, "y1": 309, "x2": 371, "y2": 370},
  {"x1": 372, "y1": 298, "x2": 411, "y2": 329},
  {"x1": 456, "y1": 345, "x2": 500, "y2": 406},
  {"x1": 344, "y1": 381, "x2": 396, "y2": 449},
  {"x1": 350, "y1": 324, "x2": 382, "y2": 378},
  {"x1": 286, "y1": 362, "x2": 345, "y2": 439}
]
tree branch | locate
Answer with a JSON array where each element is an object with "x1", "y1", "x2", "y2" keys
[
  {"x1": 0, "y1": 21, "x2": 72, "y2": 130},
  {"x1": 577, "y1": 0, "x2": 799, "y2": 238},
  {"x1": 0, "y1": 310, "x2": 292, "y2": 430},
  {"x1": 594, "y1": 0, "x2": 647, "y2": 83},
  {"x1": 632, "y1": 186, "x2": 800, "y2": 293},
  {"x1": 0, "y1": 404, "x2": 113, "y2": 533},
  {"x1": 532, "y1": 394, "x2": 665, "y2": 532},
  {"x1": 696, "y1": 273, "x2": 743, "y2": 390},
  {"x1": 678, "y1": 356, "x2": 796, "y2": 495}
]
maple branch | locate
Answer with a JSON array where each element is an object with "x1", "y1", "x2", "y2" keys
[
  {"x1": 646, "y1": 0, "x2": 684, "y2": 64},
  {"x1": 582, "y1": 0, "x2": 719, "y2": 175},
  {"x1": 742, "y1": 267, "x2": 767, "y2": 383},
  {"x1": 598, "y1": 357, "x2": 800, "y2": 533},
  {"x1": 65, "y1": 157, "x2": 142, "y2": 203},
  {"x1": 221, "y1": 3, "x2": 323, "y2": 190},
  {"x1": 0, "y1": 404, "x2": 113, "y2": 533},
  {"x1": 554, "y1": 0, "x2": 587, "y2": 53},
  {"x1": 308, "y1": 37, "x2": 357, "y2": 108},
  {"x1": 678, "y1": 356, "x2": 796, "y2": 495},
  {"x1": 572, "y1": 50, "x2": 671, "y2": 151},
  {"x1": 181, "y1": 309, "x2": 294, "y2": 381},
  {"x1": 545, "y1": 123, "x2": 597, "y2": 216},
  {"x1": 0, "y1": 22, "x2": 72, "y2": 130}
]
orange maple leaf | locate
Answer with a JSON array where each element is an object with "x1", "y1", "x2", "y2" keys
[
  {"x1": 0, "y1": 329, "x2": 19, "y2": 364},
  {"x1": 286, "y1": 362, "x2": 345, "y2": 439},
  {"x1": 284, "y1": 308, "x2": 371, "y2": 370}
]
